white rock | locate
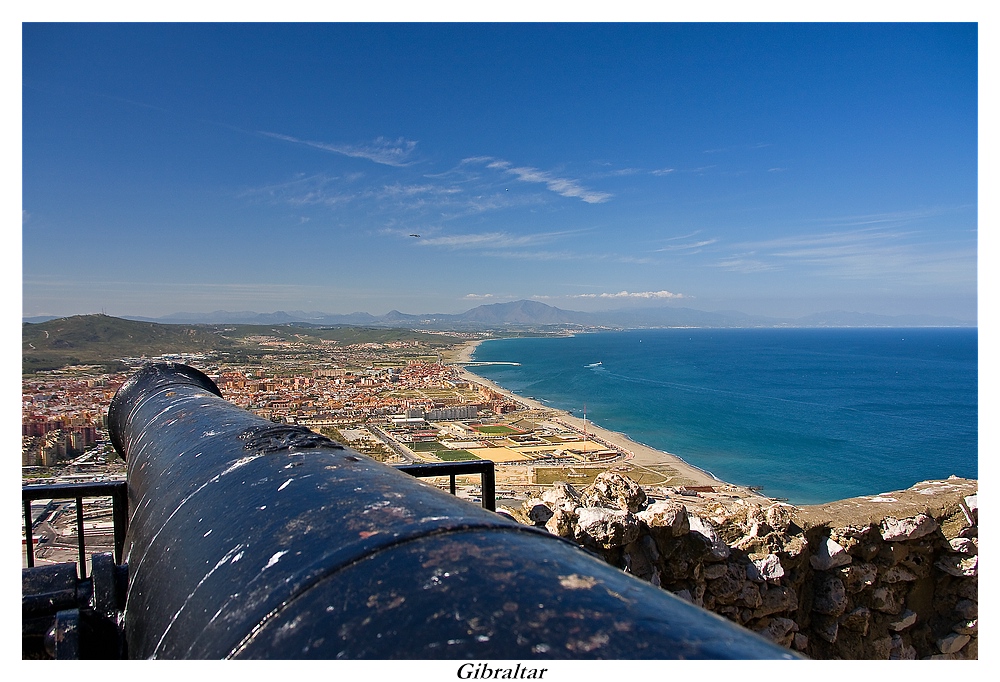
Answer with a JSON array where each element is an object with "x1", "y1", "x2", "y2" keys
[
  {"x1": 949, "y1": 537, "x2": 976, "y2": 554},
  {"x1": 575, "y1": 506, "x2": 640, "y2": 549},
  {"x1": 581, "y1": 471, "x2": 647, "y2": 512},
  {"x1": 963, "y1": 494, "x2": 978, "y2": 524},
  {"x1": 937, "y1": 633, "x2": 971, "y2": 655},
  {"x1": 636, "y1": 501, "x2": 689, "y2": 537},
  {"x1": 687, "y1": 514, "x2": 730, "y2": 561},
  {"x1": 765, "y1": 503, "x2": 794, "y2": 533},
  {"x1": 540, "y1": 481, "x2": 581, "y2": 511},
  {"x1": 747, "y1": 554, "x2": 785, "y2": 582},
  {"x1": 889, "y1": 610, "x2": 917, "y2": 631},
  {"x1": 880, "y1": 514, "x2": 939, "y2": 541},
  {"x1": 809, "y1": 536, "x2": 852, "y2": 570}
]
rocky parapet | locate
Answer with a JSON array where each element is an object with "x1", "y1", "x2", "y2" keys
[{"x1": 503, "y1": 472, "x2": 978, "y2": 660}]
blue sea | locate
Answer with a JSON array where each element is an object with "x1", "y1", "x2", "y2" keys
[{"x1": 470, "y1": 328, "x2": 978, "y2": 505}]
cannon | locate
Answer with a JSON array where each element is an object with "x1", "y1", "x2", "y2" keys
[{"x1": 31, "y1": 362, "x2": 798, "y2": 659}]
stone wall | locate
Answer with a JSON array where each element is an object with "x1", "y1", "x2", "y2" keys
[{"x1": 502, "y1": 473, "x2": 978, "y2": 660}]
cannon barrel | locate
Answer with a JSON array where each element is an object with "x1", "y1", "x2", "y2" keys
[{"x1": 108, "y1": 362, "x2": 795, "y2": 660}]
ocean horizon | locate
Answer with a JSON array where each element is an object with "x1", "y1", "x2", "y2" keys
[{"x1": 470, "y1": 328, "x2": 978, "y2": 505}]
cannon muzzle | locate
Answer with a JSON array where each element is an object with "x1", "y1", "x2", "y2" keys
[{"x1": 108, "y1": 362, "x2": 795, "y2": 659}]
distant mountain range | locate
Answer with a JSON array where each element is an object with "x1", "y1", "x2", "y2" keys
[{"x1": 24, "y1": 300, "x2": 975, "y2": 329}]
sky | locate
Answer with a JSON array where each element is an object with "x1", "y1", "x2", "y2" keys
[{"x1": 20, "y1": 20, "x2": 979, "y2": 321}]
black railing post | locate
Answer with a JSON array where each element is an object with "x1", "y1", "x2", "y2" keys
[
  {"x1": 393, "y1": 459, "x2": 498, "y2": 510},
  {"x1": 75, "y1": 496, "x2": 87, "y2": 579},
  {"x1": 23, "y1": 499, "x2": 35, "y2": 568},
  {"x1": 22, "y1": 481, "x2": 129, "y2": 572},
  {"x1": 481, "y1": 464, "x2": 496, "y2": 512},
  {"x1": 111, "y1": 484, "x2": 128, "y2": 565}
]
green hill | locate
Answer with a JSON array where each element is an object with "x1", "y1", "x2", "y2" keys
[
  {"x1": 22, "y1": 315, "x2": 233, "y2": 373},
  {"x1": 22, "y1": 314, "x2": 458, "y2": 374}
]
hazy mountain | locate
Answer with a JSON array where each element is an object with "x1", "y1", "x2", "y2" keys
[
  {"x1": 454, "y1": 300, "x2": 585, "y2": 325},
  {"x1": 48, "y1": 300, "x2": 975, "y2": 329}
]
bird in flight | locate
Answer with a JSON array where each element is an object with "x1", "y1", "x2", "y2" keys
[{"x1": 409, "y1": 234, "x2": 421, "y2": 238}]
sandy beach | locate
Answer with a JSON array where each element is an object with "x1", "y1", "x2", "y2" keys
[{"x1": 450, "y1": 340, "x2": 767, "y2": 500}]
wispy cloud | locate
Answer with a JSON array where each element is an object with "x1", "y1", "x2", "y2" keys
[
  {"x1": 715, "y1": 223, "x2": 976, "y2": 282},
  {"x1": 656, "y1": 236, "x2": 718, "y2": 252},
  {"x1": 260, "y1": 132, "x2": 418, "y2": 167},
  {"x1": 646, "y1": 231, "x2": 719, "y2": 255},
  {"x1": 463, "y1": 293, "x2": 497, "y2": 300},
  {"x1": 246, "y1": 173, "x2": 467, "y2": 213},
  {"x1": 242, "y1": 172, "x2": 357, "y2": 207},
  {"x1": 713, "y1": 256, "x2": 781, "y2": 273},
  {"x1": 571, "y1": 290, "x2": 686, "y2": 299},
  {"x1": 416, "y1": 230, "x2": 572, "y2": 250},
  {"x1": 813, "y1": 207, "x2": 963, "y2": 229},
  {"x1": 465, "y1": 156, "x2": 612, "y2": 204},
  {"x1": 596, "y1": 167, "x2": 643, "y2": 178},
  {"x1": 650, "y1": 168, "x2": 676, "y2": 176},
  {"x1": 505, "y1": 165, "x2": 612, "y2": 204}
]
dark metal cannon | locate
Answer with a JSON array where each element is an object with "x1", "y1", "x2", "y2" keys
[{"x1": 84, "y1": 362, "x2": 796, "y2": 659}]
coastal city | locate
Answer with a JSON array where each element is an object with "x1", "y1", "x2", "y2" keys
[{"x1": 23, "y1": 331, "x2": 739, "y2": 569}]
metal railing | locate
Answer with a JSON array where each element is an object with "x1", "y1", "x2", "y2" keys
[
  {"x1": 394, "y1": 459, "x2": 496, "y2": 510},
  {"x1": 20, "y1": 458, "x2": 495, "y2": 578},
  {"x1": 22, "y1": 481, "x2": 128, "y2": 577}
]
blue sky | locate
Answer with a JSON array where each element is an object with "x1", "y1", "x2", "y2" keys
[{"x1": 21, "y1": 21, "x2": 978, "y2": 320}]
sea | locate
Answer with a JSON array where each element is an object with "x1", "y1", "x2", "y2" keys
[{"x1": 469, "y1": 328, "x2": 978, "y2": 505}]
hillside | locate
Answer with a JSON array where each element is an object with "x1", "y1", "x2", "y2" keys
[{"x1": 22, "y1": 314, "x2": 459, "y2": 374}]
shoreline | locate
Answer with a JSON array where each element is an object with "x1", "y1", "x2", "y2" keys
[{"x1": 451, "y1": 339, "x2": 767, "y2": 500}]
